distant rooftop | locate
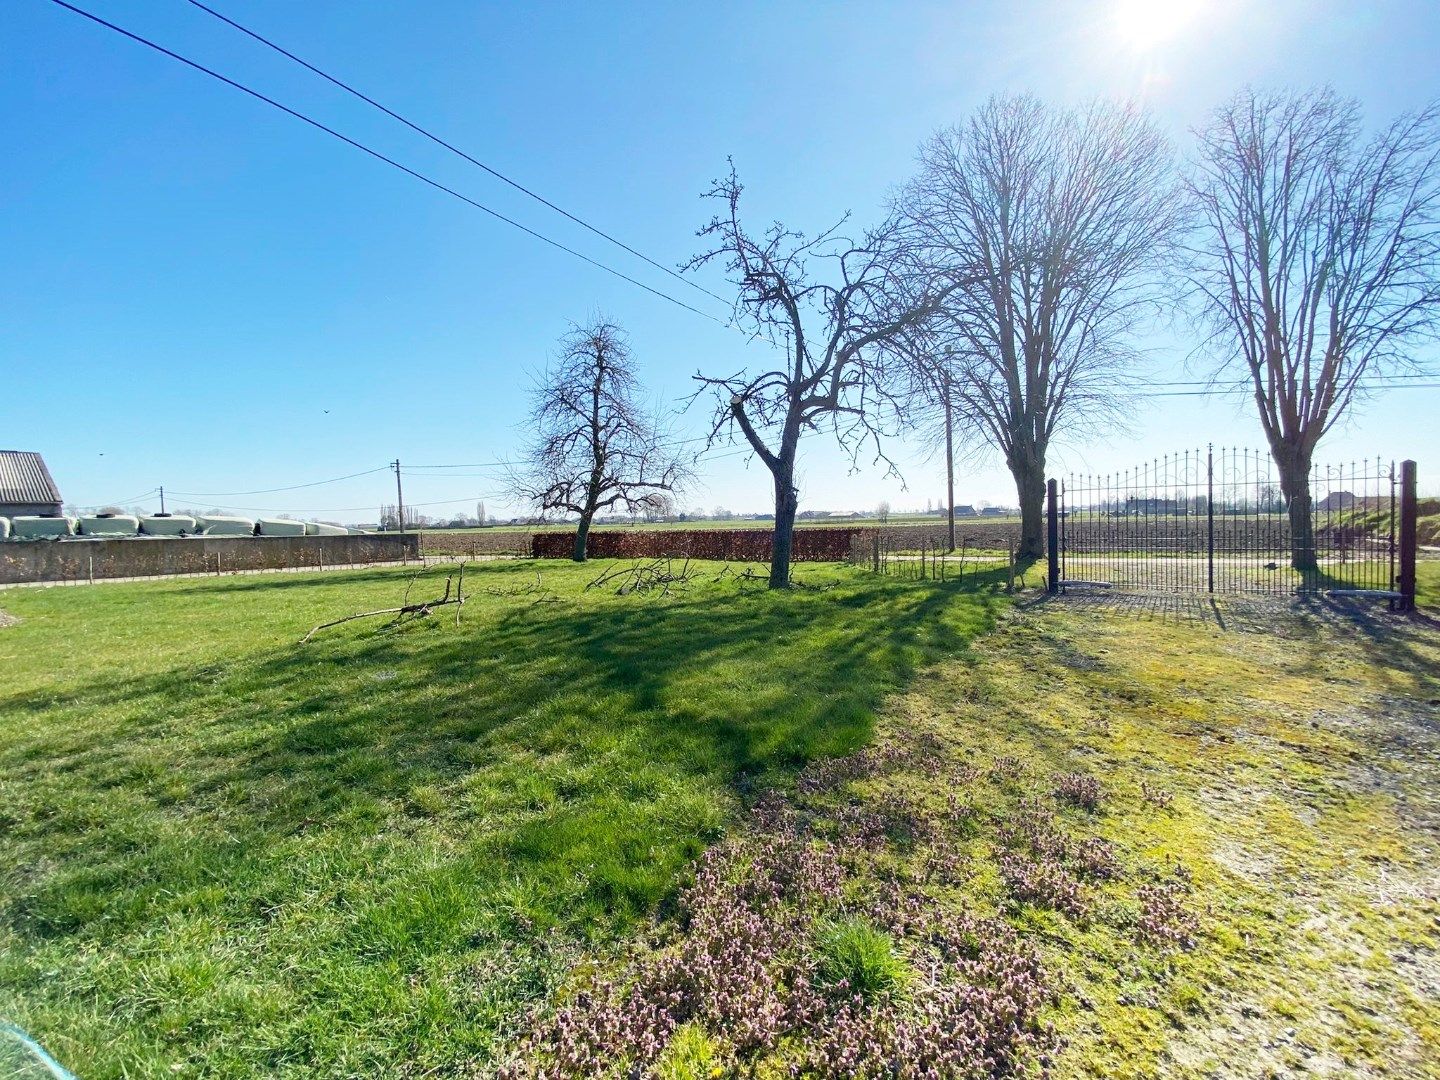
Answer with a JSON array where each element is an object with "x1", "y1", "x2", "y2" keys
[{"x1": 0, "y1": 450, "x2": 63, "y2": 512}]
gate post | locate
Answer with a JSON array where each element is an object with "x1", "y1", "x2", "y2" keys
[
  {"x1": 1207, "y1": 444, "x2": 1215, "y2": 593},
  {"x1": 1046, "y1": 479, "x2": 1060, "y2": 593},
  {"x1": 1397, "y1": 460, "x2": 1418, "y2": 612}
]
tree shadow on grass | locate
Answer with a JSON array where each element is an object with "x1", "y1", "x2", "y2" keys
[
  {"x1": 1029, "y1": 587, "x2": 1440, "y2": 692},
  {"x1": 3, "y1": 571, "x2": 1005, "y2": 974}
]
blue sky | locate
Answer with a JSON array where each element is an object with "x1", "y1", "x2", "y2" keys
[{"x1": 4, "y1": 0, "x2": 1439, "y2": 522}]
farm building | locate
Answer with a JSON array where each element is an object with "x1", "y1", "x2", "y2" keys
[{"x1": 0, "y1": 450, "x2": 63, "y2": 517}]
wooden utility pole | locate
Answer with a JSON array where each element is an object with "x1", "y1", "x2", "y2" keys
[
  {"x1": 392, "y1": 460, "x2": 406, "y2": 534},
  {"x1": 159, "y1": 486, "x2": 166, "y2": 514},
  {"x1": 944, "y1": 372, "x2": 955, "y2": 552}
]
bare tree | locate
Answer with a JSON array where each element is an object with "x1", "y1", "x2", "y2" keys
[
  {"x1": 512, "y1": 318, "x2": 689, "y2": 561},
  {"x1": 1189, "y1": 87, "x2": 1440, "y2": 570},
  {"x1": 897, "y1": 95, "x2": 1182, "y2": 559},
  {"x1": 689, "y1": 165, "x2": 971, "y2": 588}
]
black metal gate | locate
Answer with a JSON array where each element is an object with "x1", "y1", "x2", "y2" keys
[{"x1": 1049, "y1": 448, "x2": 1418, "y2": 608}]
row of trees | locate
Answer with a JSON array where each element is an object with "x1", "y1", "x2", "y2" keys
[{"x1": 514, "y1": 86, "x2": 1440, "y2": 586}]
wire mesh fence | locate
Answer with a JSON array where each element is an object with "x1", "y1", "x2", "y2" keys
[
  {"x1": 1058, "y1": 448, "x2": 1402, "y2": 597},
  {"x1": 845, "y1": 524, "x2": 1024, "y2": 588}
]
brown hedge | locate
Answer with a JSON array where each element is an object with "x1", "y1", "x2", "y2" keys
[
  {"x1": 418, "y1": 531, "x2": 535, "y2": 557},
  {"x1": 530, "y1": 527, "x2": 863, "y2": 561}
]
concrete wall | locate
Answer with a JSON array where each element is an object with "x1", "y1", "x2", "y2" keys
[
  {"x1": 0, "y1": 533, "x2": 420, "y2": 585},
  {"x1": 0, "y1": 503, "x2": 63, "y2": 518}
]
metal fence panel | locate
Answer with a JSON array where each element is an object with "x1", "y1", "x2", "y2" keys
[{"x1": 1056, "y1": 448, "x2": 1406, "y2": 599}]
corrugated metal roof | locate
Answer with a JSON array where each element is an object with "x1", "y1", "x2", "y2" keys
[{"x1": 0, "y1": 451, "x2": 62, "y2": 507}]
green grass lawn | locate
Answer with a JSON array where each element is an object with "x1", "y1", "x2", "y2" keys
[
  {"x1": 492, "y1": 589, "x2": 1440, "y2": 1078},
  {"x1": 3, "y1": 562, "x2": 1435, "y2": 1077},
  {"x1": 0, "y1": 561, "x2": 1004, "y2": 1077},
  {"x1": 1416, "y1": 557, "x2": 1439, "y2": 610}
]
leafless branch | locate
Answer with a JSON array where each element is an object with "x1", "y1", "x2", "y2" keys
[
  {"x1": 688, "y1": 161, "x2": 977, "y2": 586},
  {"x1": 510, "y1": 317, "x2": 693, "y2": 560},
  {"x1": 301, "y1": 566, "x2": 468, "y2": 642},
  {"x1": 894, "y1": 95, "x2": 1183, "y2": 557},
  {"x1": 1187, "y1": 86, "x2": 1440, "y2": 567}
]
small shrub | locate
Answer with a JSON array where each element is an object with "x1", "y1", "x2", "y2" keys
[
  {"x1": 1071, "y1": 836, "x2": 1119, "y2": 880},
  {"x1": 996, "y1": 851, "x2": 1087, "y2": 917},
  {"x1": 988, "y1": 754, "x2": 1027, "y2": 781},
  {"x1": 1053, "y1": 771, "x2": 1103, "y2": 811},
  {"x1": 796, "y1": 744, "x2": 907, "y2": 795},
  {"x1": 999, "y1": 800, "x2": 1117, "y2": 882},
  {"x1": 804, "y1": 908, "x2": 1055, "y2": 1077},
  {"x1": 1137, "y1": 875, "x2": 1198, "y2": 950},
  {"x1": 997, "y1": 800, "x2": 1068, "y2": 862},
  {"x1": 814, "y1": 917, "x2": 911, "y2": 1001},
  {"x1": 946, "y1": 792, "x2": 980, "y2": 837},
  {"x1": 1140, "y1": 781, "x2": 1174, "y2": 808},
  {"x1": 501, "y1": 791, "x2": 1059, "y2": 1078}
]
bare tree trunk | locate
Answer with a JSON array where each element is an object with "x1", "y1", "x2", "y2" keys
[
  {"x1": 573, "y1": 511, "x2": 593, "y2": 562},
  {"x1": 1274, "y1": 443, "x2": 1317, "y2": 573},
  {"x1": 1012, "y1": 454, "x2": 1047, "y2": 561},
  {"x1": 945, "y1": 384, "x2": 956, "y2": 552},
  {"x1": 770, "y1": 466, "x2": 798, "y2": 589}
]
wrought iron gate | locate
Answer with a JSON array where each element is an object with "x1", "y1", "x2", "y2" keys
[{"x1": 1048, "y1": 448, "x2": 1418, "y2": 607}]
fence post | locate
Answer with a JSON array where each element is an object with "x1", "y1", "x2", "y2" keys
[
  {"x1": 1207, "y1": 444, "x2": 1215, "y2": 594},
  {"x1": 1397, "y1": 459, "x2": 1417, "y2": 612},
  {"x1": 1046, "y1": 479, "x2": 1059, "y2": 593}
]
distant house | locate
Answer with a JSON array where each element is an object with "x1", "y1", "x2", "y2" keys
[
  {"x1": 0, "y1": 450, "x2": 63, "y2": 517},
  {"x1": 951, "y1": 504, "x2": 977, "y2": 516},
  {"x1": 1317, "y1": 491, "x2": 1358, "y2": 512},
  {"x1": 979, "y1": 506, "x2": 1007, "y2": 517}
]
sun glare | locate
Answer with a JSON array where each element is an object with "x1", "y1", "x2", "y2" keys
[{"x1": 1112, "y1": 0, "x2": 1205, "y2": 49}]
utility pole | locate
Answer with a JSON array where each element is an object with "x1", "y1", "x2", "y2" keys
[
  {"x1": 159, "y1": 486, "x2": 166, "y2": 515},
  {"x1": 944, "y1": 371, "x2": 955, "y2": 552},
  {"x1": 392, "y1": 459, "x2": 406, "y2": 534}
]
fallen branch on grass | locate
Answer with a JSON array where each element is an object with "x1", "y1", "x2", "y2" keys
[
  {"x1": 586, "y1": 557, "x2": 696, "y2": 596},
  {"x1": 301, "y1": 564, "x2": 467, "y2": 643},
  {"x1": 482, "y1": 568, "x2": 559, "y2": 605}
]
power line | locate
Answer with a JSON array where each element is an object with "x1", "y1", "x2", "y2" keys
[
  {"x1": 1116, "y1": 371, "x2": 1440, "y2": 389},
  {"x1": 183, "y1": 0, "x2": 732, "y2": 309},
  {"x1": 71, "y1": 487, "x2": 160, "y2": 510},
  {"x1": 403, "y1": 459, "x2": 520, "y2": 470},
  {"x1": 404, "y1": 433, "x2": 725, "y2": 471},
  {"x1": 45, "y1": 0, "x2": 729, "y2": 326},
  {"x1": 167, "y1": 465, "x2": 389, "y2": 497},
  {"x1": 181, "y1": 494, "x2": 503, "y2": 514},
  {"x1": 1130, "y1": 382, "x2": 1440, "y2": 398}
]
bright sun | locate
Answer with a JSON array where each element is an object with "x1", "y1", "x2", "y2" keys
[{"x1": 1112, "y1": 0, "x2": 1205, "y2": 49}]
